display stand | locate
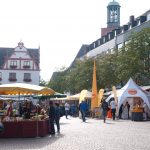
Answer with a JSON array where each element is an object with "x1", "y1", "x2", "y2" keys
[{"x1": 131, "y1": 108, "x2": 143, "y2": 121}]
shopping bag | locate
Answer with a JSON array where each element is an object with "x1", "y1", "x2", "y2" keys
[{"x1": 79, "y1": 111, "x2": 82, "y2": 119}]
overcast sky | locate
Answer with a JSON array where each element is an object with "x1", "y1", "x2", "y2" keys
[{"x1": 0, "y1": 0, "x2": 149, "y2": 81}]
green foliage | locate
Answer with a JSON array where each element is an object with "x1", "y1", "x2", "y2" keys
[{"x1": 48, "y1": 28, "x2": 150, "y2": 93}]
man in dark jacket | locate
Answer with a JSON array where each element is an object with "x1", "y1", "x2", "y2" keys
[
  {"x1": 49, "y1": 101, "x2": 55, "y2": 135},
  {"x1": 79, "y1": 100, "x2": 88, "y2": 122},
  {"x1": 101, "y1": 99, "x2": 109, "y2": 123}
]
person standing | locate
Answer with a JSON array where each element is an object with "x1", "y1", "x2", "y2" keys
[
  {"x1": 110, "y1": 98, "x2": 117, "y2": 120},
  {"x1": 119, "y1": 104, "x2": 123, "y2": 119},
  {"x1": 6, "y1": 102, "x2": 13, "y2": 117},
  {"x1": 126, "y1": 102, "x2": 130, "y2": 119},
  {"x1": 49, "y1": 101, "x2": 55, "y2": 135},
  {"x1": 55, "y1": 103, "x2": 61, "y2": 133},
  {"x1": 122, "y1": 103, "x2": 128, "y2": 119},
  {"x1": 79, "y1": 100, "x2": 88, "y2": 122},
  {"x1": 65, "y1": 102, "x2": 70, "y2": 119},
  {"x1": 101, "y1": 99, "x2": 109, "y2": 123},
  {"x1": 143, "y1": 102, "x2": 149, "y2": 120}
]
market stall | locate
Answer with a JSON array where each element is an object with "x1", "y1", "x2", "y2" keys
[
  {"x1": 106, "y1": 78, "x2": 150, "y2": 121},
  {"x1": 0, "y1": 83, "x2": 55, "y2": 138}
]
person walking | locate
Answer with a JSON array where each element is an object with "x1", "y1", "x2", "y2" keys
[
  {"x1": 79, "y1": 100, "x2": 88, "y2": 122},
  {"x1": 55, "y1": 103, "x2": 61, "y2": 133},
  {"x1": 49, "y1": 101, "x2": 55, "y2": 135},
  {"x1": 101, "y1": 99, "x2": 109, "y2": 123},
  {"x1": 65, "y1": 102, "x2": 70, "y2": 119},
  {"x1": 110, "y1": 98, "x2": 117, "y2": 120}
]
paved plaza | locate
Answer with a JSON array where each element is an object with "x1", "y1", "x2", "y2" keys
[{"x1": 0, "y1": 117, "x2": 150, "y2": 150}]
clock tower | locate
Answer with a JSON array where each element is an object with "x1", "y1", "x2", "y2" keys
[{"x1": 107, "y1": 0, "x2": 120, "y2": 28}]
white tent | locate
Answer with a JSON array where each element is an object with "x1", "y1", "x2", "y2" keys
[
  {"x1": 69, "y1": 90, "x2": 92, "y2": 100},
  {"x1": 106, "y1": 78, "x2": 150, "y2": 109}
]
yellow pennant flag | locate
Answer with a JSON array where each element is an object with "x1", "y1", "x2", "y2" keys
[
  {"x1": 112, "y1": 86, "x2": 117, "y2": 103},
  {"x1": 112, "y1": 86, "x2": 118, "y2": 114},
  {"x1": 79, "y1": 89, "x2": 87, "y2": 104},
  {"x1": 91, "y1": 59, "x2": 98, "y2": 110},
  {"x1": 98, "y1": 89, "x2": 104, "y2": 106}
]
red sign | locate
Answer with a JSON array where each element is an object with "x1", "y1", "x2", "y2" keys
[{"x1": 128, "y1": 89, "x2": 137, "y2": 95}]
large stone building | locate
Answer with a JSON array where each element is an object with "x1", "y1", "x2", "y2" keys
[
  {"x1": 0, "y1": 42, "x2": 40, "y2": 85},
  {"x1": 70, "y1": 0, "x2": 150, "y2": 67}
]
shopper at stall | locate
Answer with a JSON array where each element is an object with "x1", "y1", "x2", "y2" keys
[
  {"x1": 36, "y1": 104, "x2": 42, "y2": 115},
  {"x1": 26, "y1": 101, "x2": 31, "y2": 119},
  {"x1": 49, "y1": 101, "x2": 55, "y2": 135},
  {"x1": 6, "y1": 102, "x2": 13, "y2": 117},
  {"x1": 126, "y1": 102, "x2": 130, "y2": 119},
  {"x1": 19, "y1": 102, "x2": 23, "y2": 117},
  {"x1": 0, "y1": 118, "x2": 4, "y2": 133},
  {"x1": 119, "y1": 104, "x2": 123, "y2": 119},
  {"x1": 122, "y1": 103, "x2": 129, "y2": 119}
]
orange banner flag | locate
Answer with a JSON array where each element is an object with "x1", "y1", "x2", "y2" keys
[{"x1": 91, "y1": 59, "x2": 98, "y2": 110}]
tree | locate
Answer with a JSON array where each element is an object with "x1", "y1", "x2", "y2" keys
[
  {"x1": 116, "y1": 28, "x2": 150, "y2": 85},
  {"x1": 48, "y1": 27, "x2": 150, "y2": 92}
]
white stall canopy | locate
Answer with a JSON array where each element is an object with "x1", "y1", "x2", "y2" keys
[{"x1": 106, "y1": 78, "x2": 150, "y2": 109}]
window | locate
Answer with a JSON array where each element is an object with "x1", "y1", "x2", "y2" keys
[
  {"x1": 147, "y1": 13, "x2": 150, "y2": 21},
  {"x1": 24, "y1": 73, "x2": 31, "y2": 82},
  {"x1": 10, "y1": 61, "x2": 17, "y2": 66},
  {"x1": 9, "y1": 73, "x2": 17, "y2": 81},
  {"x1": 24, "y1": 61, "x2": 30, "y2": 66},
  {"x1": 93, "y1": 43, "x2": 95, "y2": 48},
  {"x1": 10, "y1": 61, "x2": 17, "y2": 68},
  {"x1": 98, "y1": 40, "x2": 100, "y2": 46},
  {"x1": 23, "y1": 61, "x2": 30, "y2": 68}
]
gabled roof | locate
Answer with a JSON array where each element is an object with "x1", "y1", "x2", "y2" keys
[{"x1": 0, "y1": 47, "x2": 39, "y2": 69}]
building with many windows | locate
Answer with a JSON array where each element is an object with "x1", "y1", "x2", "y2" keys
[
  {"x1": 0, "y1": 42, "x2": 40, "y2": 85},
  {"x1": 70, "y1": 1, "x2": 150, "y2": 66}
]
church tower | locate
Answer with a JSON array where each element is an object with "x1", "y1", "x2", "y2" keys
[
  {"x1": 107, "y1": 0, "x2": 120, "y2": 28},
  {"x1": 101, "y1": 0, "x2": 120, "y2": 36}
]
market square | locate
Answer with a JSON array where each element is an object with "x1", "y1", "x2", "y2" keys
[
  {"x1": 0, "y1": 0, "x2": 150, "y2": 149},
  {"x1": 0, "y1": 116, "x2": 150, "y2": 150}
]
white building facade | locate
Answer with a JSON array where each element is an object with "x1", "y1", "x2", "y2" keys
[{"x1": 0, "y1": 42, "x2": 40, "y2": 85}]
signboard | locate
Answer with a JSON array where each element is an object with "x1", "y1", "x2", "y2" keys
[{"x1": 128, "y1": 89, "x2": 137, "y2": 95}]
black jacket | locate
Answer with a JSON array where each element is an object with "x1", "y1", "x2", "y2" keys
[
  {"x1": 49, "y1": 106, "x2": 55, "y2": 121},
  {"x1": 101, "y1": 101, "x2": 109, "y2": 111}
]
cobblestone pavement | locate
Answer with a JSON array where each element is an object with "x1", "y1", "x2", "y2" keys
[{"x1": 0, "y1": 117, "x2": 150, "y2": 150}]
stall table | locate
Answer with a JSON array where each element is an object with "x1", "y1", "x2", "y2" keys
[
  {"x1": 0, "y1": 119, "x2": 50, "y2": 138},
  {"x1": 131, "y1": 109, "x2": 143, "y2": 121}
]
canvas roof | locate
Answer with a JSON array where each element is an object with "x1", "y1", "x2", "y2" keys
[
  {"x1": 0, "y1": 83, "x2": 55, "y2": 95},
  {"x1": 106, "y1": 78, "x2": 150, "y2": 109}
]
